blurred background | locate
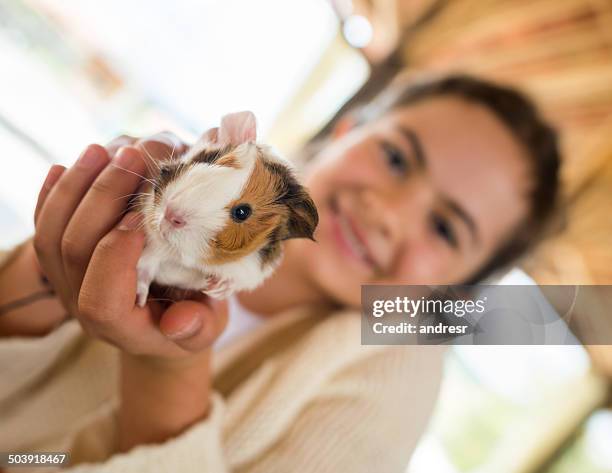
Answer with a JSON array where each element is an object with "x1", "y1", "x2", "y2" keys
[{"x1": 1, "y1": 0, "x2": 611, "y2": 471}]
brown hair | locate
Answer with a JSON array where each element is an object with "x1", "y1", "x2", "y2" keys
[{"x1": 309, "y1": 74, "x2": 562, "y2": 283}]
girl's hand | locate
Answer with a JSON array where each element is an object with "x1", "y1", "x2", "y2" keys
[
  {"x1": 33, "y1": 136, "x2": 227, "y2": 359},
  {"x1": 34, "y1": 133, "x2": 229, "y2": 451}
]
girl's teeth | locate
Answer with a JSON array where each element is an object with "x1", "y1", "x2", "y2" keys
[{"x1": 337, "y1": 212, "x2": 367, "y2": 260}]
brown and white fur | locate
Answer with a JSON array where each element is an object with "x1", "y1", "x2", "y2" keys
[{"x1": 136, "y1": 111, "x2": 318, "y2": 306}]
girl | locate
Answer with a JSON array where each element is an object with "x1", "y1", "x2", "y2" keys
[{"x1": 0, "y1": 75, "x2": 560, "y2": 472}]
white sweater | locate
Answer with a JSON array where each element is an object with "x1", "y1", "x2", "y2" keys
[{"x1": 0, "y1": 250, "x2": 446, "y2": 473}]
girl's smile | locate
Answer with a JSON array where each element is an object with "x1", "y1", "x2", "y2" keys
[{"x1": 328, "y1": 195, "x2": 379, "y2": 274}]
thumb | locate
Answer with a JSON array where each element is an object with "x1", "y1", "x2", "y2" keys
[{"x1": 159, "y1": 298, "x2": 229, "y2": 352}]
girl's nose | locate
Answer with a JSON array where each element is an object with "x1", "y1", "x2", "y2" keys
[{"x1": 365, "y1": 179, "x2": 435, "y2": 243}]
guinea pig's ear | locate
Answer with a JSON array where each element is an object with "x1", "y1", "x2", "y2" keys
[
  {"x1": 218, "y1": 111, "x2": 257, "y2": 146},
  {"x1": 200, "y1": 127, "x2": 219, "y2": 144},
  {"x1": 282, "y1": 186, "x2": 319, "y2": 241}
]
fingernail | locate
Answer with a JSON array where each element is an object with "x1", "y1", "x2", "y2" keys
[
  {"x1": 43, "y1": 164, "x2": 65, "y2": 190},
  {"x1": 147, "y1": 132, "x2": 186, "y2": 150},
  {"x1": 114, "y1": 146, "x2": 137, "y2": 168},
  {"x1": 166, "y1": 316, "x2": 203, "y2": 340},
  {"x1": 118, "y1": 212, "x2": 143, "y2": 231},
  {"x1": 77, "y1": 145, "x2": 107, "y2": 168}
]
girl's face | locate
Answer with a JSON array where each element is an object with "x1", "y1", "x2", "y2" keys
[{"x1": 295, "y1": 96, "x2": 532, "y2": 307}]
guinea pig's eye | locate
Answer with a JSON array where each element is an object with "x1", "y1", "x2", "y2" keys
[
  {"x1": 160, "y1": 167, "x2": 171, "y2": 179},
  {"x1": 231, "y1": 204, "x2": 252, "y2": 222}
]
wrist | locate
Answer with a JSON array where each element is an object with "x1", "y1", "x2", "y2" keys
[
  {"x1": 0, "y1": 240, "x2": 66, "y2": 336},
  {"x1": 118, "y1": 349, "x2": 212, "y2": 452},
  {"x1": 124, "y1": 348, "x2": 211, "y2": 373}
]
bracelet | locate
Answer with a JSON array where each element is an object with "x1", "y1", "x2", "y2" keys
[
  {"x1": 0, "y1": 242, "x2": 57, "y2": 316},
  {"x1": 0, "y1": 288, "x2": 56, "y2": 317}
]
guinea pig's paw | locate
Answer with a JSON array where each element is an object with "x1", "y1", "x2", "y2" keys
[
  {"x1": 202, "y1": 275, "x2": 234, "y2": 300},
  {"x1": 136, "y1": 265, "x2": 155, "y2": 307},
  {"x1": 136, "y1": 284, "x2": 150, "y2": 308}
]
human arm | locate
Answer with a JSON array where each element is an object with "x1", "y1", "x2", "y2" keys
[
  {"x1": 27, "y1": 131, "x2": 443, "y2": 472},
  {"x1": 0, "y1": 132, "x2": 187, "y2": 338},
  {"x1": 31, "y1": 137, "x2": 228, "y2": 456},
  {"x1": 0, "y1": 239, "x2": 66, "y2": 337},
  {"x1": 71, "y1": 215, "x2": 225, "y2": 452},
  {"x1": 65, "y1": 316, "x2": 444, "y2": 473}
]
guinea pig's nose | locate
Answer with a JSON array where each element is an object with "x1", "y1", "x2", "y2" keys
[{"x1": 164, "y1": 206, "x2": 186, "y2": 228}]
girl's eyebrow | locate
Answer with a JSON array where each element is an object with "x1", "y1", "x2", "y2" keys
[
  {"x1": 396, "y1": 126, "x2": 426, "y2": 168},
  {"x1": 397, "y1": 125, "x2": 480, "y2": 247},
  {"x1": 443, "y1": 198, "x2": 480, "y2": 247}
]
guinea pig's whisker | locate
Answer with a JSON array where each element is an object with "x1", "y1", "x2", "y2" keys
[
  {"x1": 167, "y1": 143, "x2": 180, "y2": 161},
  {"x1": 123, "y1": 203, "x2": 138, "y2": 214},
  {"x1": 141, "y1": 158, "x2": 157, "y2": 178},
  {"x1": 125, "y1": 203, "x2": 144, "y2": 214},
  {"x1": 113, "y1": 192, "x2": 152, "y2": 202},
  {"x1": 110, "y1": 164, "x2": 159, "y2": 189},
  {"x1": 146, "y1": 297, "x2": 175, "y2": 304},
  {"x1": 140, "y1": 147, "x2": 162, "y2": 173},
  {"x1": 141, "y1": 145, "x2": 159, "y2": 164}
]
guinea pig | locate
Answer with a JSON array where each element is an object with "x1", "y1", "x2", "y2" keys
[{"x1": 135, "y1": 111, "x2": 318, "y2": 307}]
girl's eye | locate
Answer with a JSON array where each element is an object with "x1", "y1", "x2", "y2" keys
[
  {"x1": 432, "y1": 214, "x2": 458, "y2": 248},
  {"x1": 231, "y1": 203, "x2": 252, "y2": 222},
  {"x1": 381, "y1": 141, "x2": 409, "y2": 176}
]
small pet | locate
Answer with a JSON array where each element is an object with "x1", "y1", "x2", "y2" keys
[{"x1": 135, "y1": 111, "x2": 318, "y2": 306}]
